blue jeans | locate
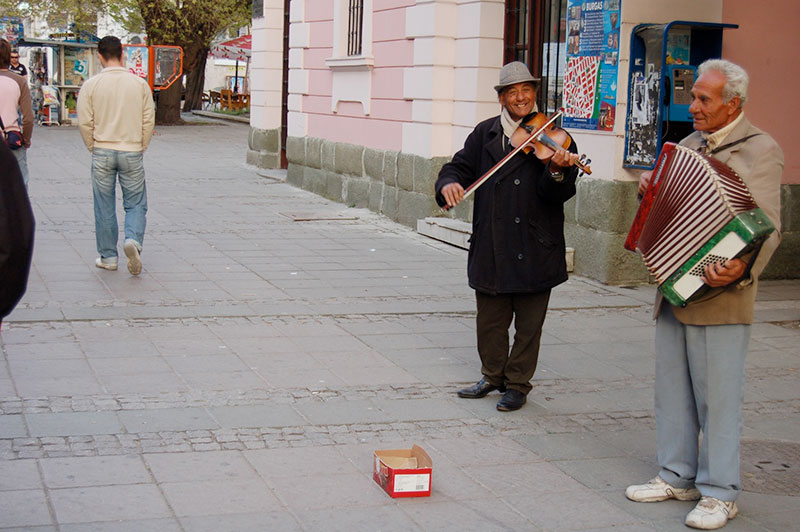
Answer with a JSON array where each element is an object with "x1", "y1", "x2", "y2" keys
[
  {"x1": 654, "y1": 303, "x2": 750, "y2": 501},
  {"x1": 91, "y1": 148, "x2": 147, "y2": 259},
  {"x1": 12, "y1": 146, "x2": 28, "y2": 187}
]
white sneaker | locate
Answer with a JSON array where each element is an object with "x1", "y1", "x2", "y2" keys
[
  {"x1": 685, "y1": 496, "x2": 738, "y2": 529},
  {"x1": 124, "y1": 239, "x2": 142, "y2": 275},
  {"x1": 625, "y1": 476, "x2": 701, "y2": 502},
  {"x1": 95, "y1": 257, "x2": 118, "y2": 271}
]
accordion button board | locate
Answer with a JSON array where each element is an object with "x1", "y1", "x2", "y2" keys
[{"x1": 626, "y1": 143, "x2": 776, "y2": 307}]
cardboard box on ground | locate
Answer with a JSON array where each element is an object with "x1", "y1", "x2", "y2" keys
[{"x1": 373, "y1": 445, "x2": 432, "y2": 498}]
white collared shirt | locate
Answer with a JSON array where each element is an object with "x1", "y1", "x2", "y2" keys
[{"x1": 701, "y1": 111, "x2": 745, "y2": 153}]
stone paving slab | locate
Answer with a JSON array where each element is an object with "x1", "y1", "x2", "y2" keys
[{"x1": 0, "y1": 121, "x2": 798, "y2": 530}]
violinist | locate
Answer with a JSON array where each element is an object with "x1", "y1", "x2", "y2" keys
[{"x1": 435, "y1": 61, "x2": 580, "y2": 411}]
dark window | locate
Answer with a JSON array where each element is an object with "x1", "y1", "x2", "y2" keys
[
  {"x1": 505, "y1": 0, "x2": 567, "y2": 114},
  {"x1": 347, "y1": 0, "x2": 364, "y2": 56},
  {"x1": 504, "y1": 0, "x2": 533, "y2": 65}
]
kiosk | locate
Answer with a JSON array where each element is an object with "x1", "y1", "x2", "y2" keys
[{"x1": 17, "y1": 38, "x2": 100, "y2": 125}]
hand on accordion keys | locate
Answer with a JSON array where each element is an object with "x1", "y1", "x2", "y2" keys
[{"x1": 702, "y1": 258, "x2": 747, "y2": 287}]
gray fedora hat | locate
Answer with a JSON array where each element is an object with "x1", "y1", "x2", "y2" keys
[{"x1": 494, "y1": 61, "x2": 540, "y2": 92}]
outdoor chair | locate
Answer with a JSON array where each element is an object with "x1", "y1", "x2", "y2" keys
[
  {"x1": 207, "y1": 90, "x2": 221, "y2": 110},
  {"x1": 220, "y1": 89, "x2": 237, "y2": 111}
]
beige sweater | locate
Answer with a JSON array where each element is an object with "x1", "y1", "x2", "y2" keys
[{"x1": 77, "y1": 66, "x2": 155, "y2": 152}]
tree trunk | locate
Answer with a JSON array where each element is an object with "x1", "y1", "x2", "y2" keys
[
  {"x1": 183, "y1": 50, "x2": 208, "y2": 112},
  {"x1": 155, "y1": 82, "x2": 183, "y2": 124}
]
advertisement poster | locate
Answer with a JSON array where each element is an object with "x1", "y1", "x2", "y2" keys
[
  {"x1": 63, "y1": 48, "x2": 90, "y2": 85},
  {"x1": 123, "y1": 46, "x2": 149, "y2": 80},
  {"x1": 562, "y1": 0, "x2": 621, "y2": 131},
  {"x1": 0, "y1": 17, "x2": 23, "y2": 46}
]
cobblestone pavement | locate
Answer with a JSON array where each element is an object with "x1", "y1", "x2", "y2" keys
[{"x1": 1, "y1": 118, "x2": 799, "y2": 531}]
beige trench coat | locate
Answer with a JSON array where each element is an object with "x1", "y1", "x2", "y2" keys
[{"x1": 653, "y1": 115, "x2": 784, "y2": 325}]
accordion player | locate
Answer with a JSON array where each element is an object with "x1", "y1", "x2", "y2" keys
[{"x1": 625, "y1": 142, "x2": 775, "y2": 307}]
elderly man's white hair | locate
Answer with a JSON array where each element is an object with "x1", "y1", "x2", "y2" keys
[{"x1": 697, "y1": 59, "x2": 749, "y2": 106}]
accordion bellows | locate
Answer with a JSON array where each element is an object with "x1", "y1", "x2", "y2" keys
[{"x1": 626, "y1": 142, "x2": 775, "y2": 306}]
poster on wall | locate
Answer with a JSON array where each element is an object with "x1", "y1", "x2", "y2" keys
[
  {"x1": 0, "y1": 17, "x2": 23, "y2": 46},
  {"x1": 123, "y1": 46, "x2": 149, "y2": 80},
  {"x1": 562, "y1": 0, "x2": 621, "y2": 131},
  {"x1": 63, "y1": 47, "x2": 90, "y2": 85}
]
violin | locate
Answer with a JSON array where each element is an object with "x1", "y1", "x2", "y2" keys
[
  {"x1": 510, "y1": 112, "x2": 592, "y2": 175},
  {"x1": 441, "y1": 110, "x2": 592, "y2": 211}
]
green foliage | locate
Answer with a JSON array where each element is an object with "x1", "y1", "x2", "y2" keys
[
  {"x1": 0, "y1": 0, "x2": 249, "y2": 52},
  {"x1": 136, "y1": 0, "x2": 250, "y2": 48},
  {"x1": 0, "y1": 0, "x2": 123, "y2": 38}
]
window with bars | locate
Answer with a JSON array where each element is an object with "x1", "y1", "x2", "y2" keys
[
  {"x1": 347, "y1": 0, "x2": 365, "y2": 56},
  {"x1": 504, "y1": 0, "x2": 567, "y2": 114}
]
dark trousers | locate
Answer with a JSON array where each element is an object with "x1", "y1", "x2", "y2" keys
[{"x1": 476, "y1": 290, "x2": 551, "y2": 394}]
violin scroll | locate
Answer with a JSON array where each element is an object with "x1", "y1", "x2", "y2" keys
[{"x1": 575, "y1": 156, "x2": 592, "y2": 176}]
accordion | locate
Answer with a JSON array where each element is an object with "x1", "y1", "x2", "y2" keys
[{"x1": 625, "y1": 142, "x2": 774, "y2": 307}]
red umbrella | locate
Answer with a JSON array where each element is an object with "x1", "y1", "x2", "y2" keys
[
  {"x1": 209, "y1": 35, "x2": 251, "y2": 93},
  {"x1": 209, "y1": 34, "x2": 251, "y2": 62}
]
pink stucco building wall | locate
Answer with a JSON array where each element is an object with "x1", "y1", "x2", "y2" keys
[
  {"x1": 301, "y1": 1, "x2": 414, "y2": 151},
  {"x1": 722, "y1": 0, "x2": 799, "y2": 183}
]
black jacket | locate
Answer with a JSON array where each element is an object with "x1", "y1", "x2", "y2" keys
[
  {"x1": 435, "y1": 115, "x2": 577, "y2": 295},
  {"x1": 0, "y1": 140, "x2": 35, "y2": 324}
]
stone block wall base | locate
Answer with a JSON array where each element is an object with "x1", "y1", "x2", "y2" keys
[
  {"x1": 247, "y1": 126, "x2": 281, "y2": 169},
  {"x1": 763, "y1": 230, "x2": 799, "y2": 279},
  {"x1": 565, "y1": 222, "x2": 651, "y2": 284},
  {"x1": 285, "y1": 136, "x2": 445, "y2": 229}
]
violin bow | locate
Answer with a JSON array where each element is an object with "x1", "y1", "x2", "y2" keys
[{"x1": 442, "y1": 111, "x2": 563, "y2": 211}]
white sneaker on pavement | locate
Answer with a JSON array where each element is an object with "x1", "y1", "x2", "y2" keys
[
  {"x1": 95, "y1": 257, "x2": 118, "y2": 271},
  {"x1": 625, "y1": 476, "x2": 701, "y2": 502},
  {"x1": 685, "y1": 496, "x2": 738, "y2": 529},
  {"x1": 124, "y1": 239, "x2": 142, "y2": 275}
]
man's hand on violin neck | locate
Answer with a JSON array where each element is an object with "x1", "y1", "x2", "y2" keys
[
  {"x1": 442, "y1": 183, "x2": 465, "y2": 208},
  {"x1": 550, "y1": 148, "x2": 580, "y2": 169}
]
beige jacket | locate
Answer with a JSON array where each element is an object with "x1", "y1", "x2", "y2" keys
[
  {"x1": 655, "y1": 116, "x2": 784, "y2": 325},
  {"x1": 77, "y1": 66, "x2": 155, "y2": 152}
]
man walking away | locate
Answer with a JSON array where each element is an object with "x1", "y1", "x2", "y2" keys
[
  {"x1": 0, "y1": 38, "x2": 33, "y2": 187},
  {"x1": 77, "y1": 35, "x2": 155, "y2": 275}
]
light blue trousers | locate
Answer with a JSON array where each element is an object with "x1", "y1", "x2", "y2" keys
[
  {"x1": 12, "y1": 146, "x2": 28, "y2": 187},
  {"x1": 655, "y1": 303, "x2": 750, "y2": 502},
  {"x1": 91, "y1": 148, "x2": 147, "y2": 259}
]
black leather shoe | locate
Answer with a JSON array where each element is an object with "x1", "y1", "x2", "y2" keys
[
  {"x1": 496, "y1": 389, "x2": 527, "y2": 411},
  {"x1": 457, "y1": 377, "x2": 505, "y2": 398}
]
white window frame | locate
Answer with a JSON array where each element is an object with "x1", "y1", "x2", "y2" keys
[{"x1": 325, "y1": 0, "x2": 374, "y2": 70}]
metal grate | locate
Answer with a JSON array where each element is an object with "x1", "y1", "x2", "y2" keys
[
  {"x1": 504, "y1": 0, "x2": 567, "y2": 114},
  {"x1": 347, "y1": 0, "x2": 364, "y2": 56}
]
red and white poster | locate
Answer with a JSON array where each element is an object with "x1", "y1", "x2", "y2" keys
[
  {"x1": 562, "y1": 0, "x2": 621, "y2": 131},
  {"x1": 563, "y1": 56, "x2": 601, "y2": 119}
]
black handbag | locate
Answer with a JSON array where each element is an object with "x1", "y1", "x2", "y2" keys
[{"x1": 0, "y1": 116, "x2": 23, "y2": 149}]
